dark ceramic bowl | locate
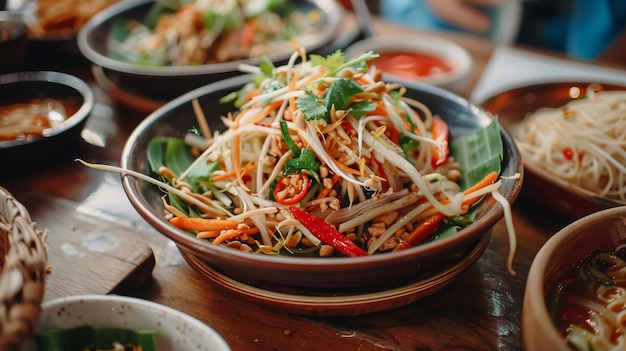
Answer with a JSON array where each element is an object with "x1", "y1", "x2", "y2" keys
[
  {"x1": 0, "y1": 71, "x2": 95, "y2": 175},
  {"x1": 77, "y1": 0, "x2": 344, "y2": 101},
  {"x1": 522, "y1": 206, "x2": 626, "y2": 351},
  {"x1": 481, "y1": 81, "x2": 626, "y2": 219},
  {"x1": 121, "y1": 74, "x2": 523, "y2": 291}
]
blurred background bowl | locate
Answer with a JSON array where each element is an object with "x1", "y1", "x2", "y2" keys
[
  {"x1": 522, "y1": 206, "x2": 626, "y2": 351},
  {"x1": 481, "y1": 81, "x2": 626, "y2": 219},
  {"x1": 22, "y1": 294, "x2": 231, "y2": 351},
  {"x1": 344, "y1": 33, "x2": 473, "y2": 92},
  {"x1": 120, "y1": 74, "x2": 522, "y2": 295},
  {"x1": 77, "y1": 0, "x2": 345, "y2": 101},
  {"x1": 0, "y1": 71, "x2": 94, "y2": 177},
  {"x1": 0, "y1": 11, "x2": 28, "y2": 74}
]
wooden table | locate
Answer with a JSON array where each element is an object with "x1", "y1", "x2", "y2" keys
[{"x1": 3, "y1": 19, "x2": 622, "y2": 351}]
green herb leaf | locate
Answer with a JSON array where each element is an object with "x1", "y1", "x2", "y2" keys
[
  {"x1": 450, "y1": 118, "x2": 503, "y2": 190},
  {"x1": 348, "y1": 99, "x2": 377, "y2": 118},
  {"x1": 296, "y1": 94, "x2": 328, "y2": 121},
  {"x1": 324, "y1": 78, "x2": 363, "y2": 111},
  {"x1": 310, "y1": 50, "x2": 346, "y2": 70}
]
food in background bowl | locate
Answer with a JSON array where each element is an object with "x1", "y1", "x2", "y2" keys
[
  {"x1": 108, "y1": 0, "x2": 328, "y2": 66},
  {"x1": 481, "y1": 81, "x2": 626, "y2": 219},
  {"x1": 523, "y1": 206, "x2": 626, "y2": 351},
  {"x1": 96, "y1": 48, "x2": 522, "y2": 291},
  {"x1": 513, "y1": 84, "x2": 626, "y2": 202},
  {"x1": 29, "y1": 0, "x2": 121, "y2": 39},
  {"x1": 77, "y1": 0, "x2": 343, "y2": 100}
]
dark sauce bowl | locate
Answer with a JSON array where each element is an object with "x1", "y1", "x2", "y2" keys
[{"x1": 0, "y1": 71, "x2": 95, "y2": 176}]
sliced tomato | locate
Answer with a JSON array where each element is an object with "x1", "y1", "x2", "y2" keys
[{"x1": 273, "y1": 173, "x2": 312, "y2": 205}]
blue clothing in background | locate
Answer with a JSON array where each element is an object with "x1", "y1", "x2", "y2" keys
[{"x1": 380, "y1": 0, "x2": 626, "y2": 60}]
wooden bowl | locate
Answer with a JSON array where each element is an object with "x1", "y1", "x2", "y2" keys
[{"x1": 522, "y1": 206, "x2": 626, "y2": 351}]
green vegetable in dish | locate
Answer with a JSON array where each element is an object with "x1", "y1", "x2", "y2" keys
[{"x1": 36, "y1": 326, "x2": 156, "y2": 351}]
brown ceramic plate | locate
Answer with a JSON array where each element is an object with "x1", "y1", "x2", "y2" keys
[
  {"x1": 181, "y1": 232, "x2": 491, "y2": 317},
  {"x1": 480, "y1": 81, "x2": 626, "y2": 219}
]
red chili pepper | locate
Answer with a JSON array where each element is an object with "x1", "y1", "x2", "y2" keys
[
  {"x1": 431, "y1": 116, "x2": 449, "y2": 168},
  {"x1": 273, "y1": 173, "x2": 311, "y2": 205},
  {"x1": 289, "y1": 207, "x2": 368, "y2": 257},
  {"x1": 562, "y1": 147, "x2": 584, "y2": 162},
  {"x1": 393, "y1": 212, "x2": 445, "y2": 252}
]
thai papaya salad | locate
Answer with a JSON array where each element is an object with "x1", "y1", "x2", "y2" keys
[
  {"x1": 107, "y1": 0, "x2": 324, "y2": 66},
  {"x1": 79, "y1": 48, "x2": 517, "y2": 273}
]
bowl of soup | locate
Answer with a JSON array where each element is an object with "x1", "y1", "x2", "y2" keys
[
  {"x1": 344, "y1": 33, "x2": 473, "y2": 92},
  {"x1": 523, "y1": 206, "x2": 626, "y2": 351}
]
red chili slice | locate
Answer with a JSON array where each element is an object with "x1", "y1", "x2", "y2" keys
[{"x1": 273, "y1": 173, "x2": 311, "y2": 205}]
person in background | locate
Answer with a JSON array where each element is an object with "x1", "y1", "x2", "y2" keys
[{"x1": 379, "y1": 0, "x2": 626, "y2": 66}]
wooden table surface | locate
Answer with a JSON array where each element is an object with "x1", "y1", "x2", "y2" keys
[{"x1": 3, "y1": 17, "x2": 622, "y2": 351}]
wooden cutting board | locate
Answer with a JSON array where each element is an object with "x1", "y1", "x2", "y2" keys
[{"x1": 14, "y1": 191, "x2": 155, "y2": 301}]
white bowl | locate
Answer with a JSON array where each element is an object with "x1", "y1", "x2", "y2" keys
[
  {"x1": 344, "y1": 33, "x2": 473, "y2": 92},
  {"x1": 22, "y1": 295, "x2": 231, "y2": 351}
]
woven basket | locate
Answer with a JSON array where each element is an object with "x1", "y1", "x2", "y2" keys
[{"x1": 0, "y1": 186, "x2": 48, "y2": 351}]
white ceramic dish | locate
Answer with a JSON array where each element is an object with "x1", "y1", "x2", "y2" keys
[
  {"x1": 344, "y1": 33, "x2": 473, "y2": 92},
  {"x1": 21, "y1": 295, "x2": 231, "y2": 351}
]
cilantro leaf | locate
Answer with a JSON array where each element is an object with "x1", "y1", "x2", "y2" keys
[
  {"x1": 296, "y1": 94, "x2": 328, "y2": 121},
  {"x1": 323, "y1": 78, "x2": 363, "y2": 111},
  {"x1": 310, "y1": 50, "x2": 346, "y2": 71}
]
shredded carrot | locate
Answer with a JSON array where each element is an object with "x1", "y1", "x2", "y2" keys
[
  {"x1": 462, "y1": 171, "x2": 498, "y2": 197},
  {"x1": 240, "y1": 21, "x2": 256, "y2": 50},
  {"x1": 331, "y1": 157, "x2": 382, "y2": 180},
  {"x1": 212, "y1": 164, "x2": 256, "y2": 181},
  {"x1": 213, "y1": 227, "x2": 260, "y2": 245},
  {"x1": 169, "y1": 217, "x2": 239, "y2": 231},
  {"x1": 197, "y1": 230, "x2": 220, "y2": 239}
]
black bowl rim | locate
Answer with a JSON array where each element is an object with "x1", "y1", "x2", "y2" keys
[
  {"x1": 0, "y1": 70, "x2": 95, "y2": 149},
  {"x1": 77, "y1": 0, "x2": 345, "y2": 77},
  {"x1": 121, "y1": 74, "x2": 523, "y2": 270}
]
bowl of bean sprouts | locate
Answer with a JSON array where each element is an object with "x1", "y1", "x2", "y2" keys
[
  {"x1": 77, "y1": 0, "x2": 345, "y2": 101},
  {"x1": 111, "y1": 48, "x2": 523, "y2": 293},
  {"x1": 481, "y1": 81, "x2": 626, "y2": 219},
  {"x1": 523, "y1": 206, "x2": 626, "y2": 351}
]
